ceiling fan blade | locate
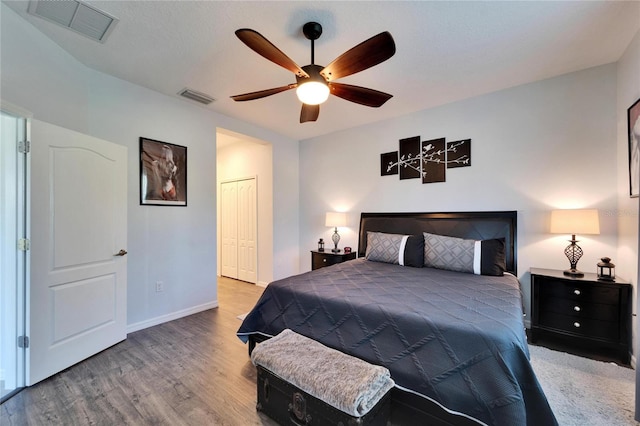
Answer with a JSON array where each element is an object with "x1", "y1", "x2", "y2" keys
[
  {"x1": 231, "y1": 84, "x2": 296, "y2": 102},
  {"x1": 236, "y1": 29, "x2": 309, "y2": 78},
  {"x1": 330, "y1": 83, "x2": 392, "y2": 107},
  {"x1": 300, "y1": 104, "x2": 320, "y2": 123},
  {"x1": 320, "y1": 32, "x2": 396, "y2": 81}
]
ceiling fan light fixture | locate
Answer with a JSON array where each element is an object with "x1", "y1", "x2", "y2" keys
[{"x1": 296, "y1": 81, "x2": 330, "y2": 105}]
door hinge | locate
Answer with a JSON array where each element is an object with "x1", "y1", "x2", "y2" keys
[
  {"x1": 18, "y1": 336, "x2": 29, "y2": 348},
  {"x1": 18, "y1": 140, "x2": 30, "y2": 154},
  {"x1": 18, "y1": 238, "x2": 30, "y2": 251}
]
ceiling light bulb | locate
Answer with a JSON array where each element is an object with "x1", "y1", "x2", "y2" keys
[{"x1": 296, "y1": 82, "x2": 330, "y2": 105}]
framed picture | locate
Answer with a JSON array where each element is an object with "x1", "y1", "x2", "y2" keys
[
  {"x1": 399, "y1": 136, "x2": 421, "y2": 180},
  {"x1": 140, "y1": 137, "x2": 187, "y2": 206},
  {"x1": 421, "y1": 137, "x2": 446, "y2": 184},
  {"x1": 380, "y1": 151, "x2": 398, "y2": 176},
  {"x1": 629, "y1": 98, "x2": 640, "y2": 198}
]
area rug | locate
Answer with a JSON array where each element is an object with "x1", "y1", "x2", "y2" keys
[{"x1": 529, "y1": 344, "x2": 637, "y2": 425}]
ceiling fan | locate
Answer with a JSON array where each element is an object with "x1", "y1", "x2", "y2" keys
[{"x1": 231, "y1": 22, "x2": 396, "y2": 123}]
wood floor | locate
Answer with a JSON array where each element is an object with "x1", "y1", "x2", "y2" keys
[{"x1": 1, "y1": 277, "x2": 279, "y2": 426}]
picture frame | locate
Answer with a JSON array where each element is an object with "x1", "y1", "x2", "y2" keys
[
  {"x1": 399, "y1": 136, "x2": 421, "y2": 180},
  {"x1": 628, "y1": 98, "x2": 640, "y2": 198},
  {"x1": 380, "y1": 151, "x2": 398, "y2": 176},
  {"x1": 140, "y1": 137, "x2": 187, "y2": 206},
  {"x1": 421, "y1": 137, "x2": 446, "y2": 184}
]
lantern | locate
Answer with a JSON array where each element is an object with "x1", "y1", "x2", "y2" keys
[
  {"x1": 597, "y1": 257, "x2": 615, "y2": 282},
  {"x1": 318, "y1": 238, "x2": 325, "y2": 252}
]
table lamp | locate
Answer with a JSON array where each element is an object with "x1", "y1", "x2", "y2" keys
[
  {"x1": 550, "y1": 209, "x2": 600, "y2": 277},
  {"x1": 325, "y1": 212, "x2": 347, "y2": 253}
]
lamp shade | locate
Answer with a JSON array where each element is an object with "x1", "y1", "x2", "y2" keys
[
  {"x1": 550, "y1": 209, "x2": 600, "y2": 235},
  {"x1": 325, "y1": 212, "x2": 347, "y2": 228}
]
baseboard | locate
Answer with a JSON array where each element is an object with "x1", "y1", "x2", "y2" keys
[
  {"x1": 126, "y1": 300, "x2": 219, "y2": 334},
  {"x1": 257, "y1": 281, "x2": 269, "y2": 288}
]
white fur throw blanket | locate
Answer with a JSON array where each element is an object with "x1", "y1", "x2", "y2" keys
[{"x1": 251, "y1": 329, "x2": 395, "y2": 417}]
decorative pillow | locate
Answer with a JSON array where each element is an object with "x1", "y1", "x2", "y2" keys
[
  {"x1": 365, "y1": 232, "x2": 424, "y2": 267},
  {"x1": 423, "y1": 232, "x2": 506, "y2": 276}
]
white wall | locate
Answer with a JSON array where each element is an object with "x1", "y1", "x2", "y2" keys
[
  {"x1": 617, "y1": 28, "x2": 640, "y2": 349},
  {"x1": 300, "y1": 64, "x2": 620, "y2": 326},
  {"x1": 217, "y1": 137, "x2": 274, "y2": 286},
  {"x1": 616, "y1": 27, "x2": 640, "y2": 418},
  {"x1": 0, "y1": 4, "x2": 300, "y2": 331}
]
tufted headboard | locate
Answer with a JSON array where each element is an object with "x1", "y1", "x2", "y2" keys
[{"x1": 358, "y1": 211, "x2": 518, "y2": 274}]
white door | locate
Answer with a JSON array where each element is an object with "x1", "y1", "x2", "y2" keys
[
  {"x1": 220, "y1": 178, "x2": 257, "y2": 283},
  {"x1": 29, "y1": 120, "x2": 127, "y2": 385},
  {"x1": 220, "y1": 181, "x2": 238, "y2": 279},
  {"x1": 237, "y1": 178, "x2": 257, "y2": 283}
]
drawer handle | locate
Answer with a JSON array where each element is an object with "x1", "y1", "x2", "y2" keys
[
  {"x1": 574, "y1": 306, "x2": 581, "y2": 312},
  {"x1": 573, "y1": 322, "x2": 581, "y2": 328},
  {"x1": 323, "y1": 259, "x2": 327, "y2": 263},
  {"x1": 574, "y1": 289, "x2": 581, "y2": 296}
]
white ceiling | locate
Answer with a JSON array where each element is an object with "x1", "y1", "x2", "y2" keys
[{"x1": 4, "y1": 1, "x2": 639, "y2": 141}]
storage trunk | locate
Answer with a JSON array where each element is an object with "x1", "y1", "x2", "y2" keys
[{"x1": 256, "y1": 365, "x2": 391, "y2": 426}]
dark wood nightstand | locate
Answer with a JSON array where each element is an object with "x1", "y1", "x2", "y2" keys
[
  {"x1": 530, "y1": 267, "x2": 631, "y2": 364},
  {"x1": 311, "y1": 250, "x2": 357, "y2": 270}
]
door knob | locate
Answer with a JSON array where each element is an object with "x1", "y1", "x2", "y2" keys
[{"x1": 114, "y1": 249, "x2": 128, "y2": 256}]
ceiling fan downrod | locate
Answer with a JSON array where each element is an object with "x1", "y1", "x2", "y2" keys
[{"x1": 303, "y1": 22, "x2": 323, "y2": 65}]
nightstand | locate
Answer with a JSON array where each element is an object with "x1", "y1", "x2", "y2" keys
[
  {"x1": 530, "y1": 268, "x2": 631, "y2": 364},
  {"x1": 311, "y1": 250, "x2": 357, "y2": 270}
]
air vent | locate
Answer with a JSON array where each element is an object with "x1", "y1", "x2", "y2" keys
[
  {"x1": 28, "y1": 0, "x2": 118, "y2": 43},
  {"x1": 179, "y1": 88, "x2": 215, "y2": 105}
]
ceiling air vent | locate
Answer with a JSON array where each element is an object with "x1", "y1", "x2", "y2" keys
[
  {"x1": 27, "y1": 0, "x2": 118, "y2": 43},
  {"x1": 179, "y1": 89, "x2": 215, "y2": 105}
]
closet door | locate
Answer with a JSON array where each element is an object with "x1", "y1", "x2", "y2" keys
[
  {"x1": 220, "y1": 181, "x2": 238, "y2": 279},
  {"x1": 237, "y1": 178, "x2": 257, "y2": 283}
]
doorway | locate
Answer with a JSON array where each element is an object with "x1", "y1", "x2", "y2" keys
[
  {"x1": 0, "y1": 110, "x2": 27, "y2": 402},
  {"x1": 216, "y1": 129, "x2": 274, "y2": 286}
]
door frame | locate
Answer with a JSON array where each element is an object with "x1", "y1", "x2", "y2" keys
[{"x1": 0, "y1": 103, "x2": 30, "y2": 401}]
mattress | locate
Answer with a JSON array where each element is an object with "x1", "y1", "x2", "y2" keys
[{"x1": 237, "y1": 259, "x2": 556, "y2": 425}]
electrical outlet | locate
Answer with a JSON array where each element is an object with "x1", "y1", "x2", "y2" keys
[{"x1": 155, "y1": 281, "x2": 164, "y2": 292}]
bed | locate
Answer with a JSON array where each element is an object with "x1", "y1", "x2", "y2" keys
[{"x1": 237, "y1": 211, "x2": 557, "y2": 426}]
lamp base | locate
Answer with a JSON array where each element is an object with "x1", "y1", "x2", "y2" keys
[
  {"x1": 563, "y1": 268, "x2": 584, "y2": 278},
  {"x1": 331, "y1": 227, "x2": 341, "y2": 254},
  {"x1": 563, "y1": 236, "x2": 584, "y2": 278}
]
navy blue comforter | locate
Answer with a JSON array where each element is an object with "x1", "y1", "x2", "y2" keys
[{"x1": 237, "y1": 259, "x2": 556, "y2": 426}]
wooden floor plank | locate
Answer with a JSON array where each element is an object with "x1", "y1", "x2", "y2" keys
[{"x1": 0, "y1": 277, "x2": 277, "y2": 426}]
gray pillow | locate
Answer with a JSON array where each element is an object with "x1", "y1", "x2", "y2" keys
[
  {"x1": 365, "y1": 232, "x2": 424, "y2": 267},
  {"x1": 423, "y1": 233, "x2": 506, "y2": 276},
  {"x1": 423, "y1": 233, "x2": 474, "y2": 273}
]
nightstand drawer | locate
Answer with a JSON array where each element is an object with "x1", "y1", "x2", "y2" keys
[
  {"x1": 539, "y1": 298, "x2": 619, "y2": 322},
  {"x1": 538, "y1": 312, "x2": 618, "y2": 341},
  {"x1": 312, "y1": 253, "x2": 340, "y2": 269},
  {"x1": 311, "y1": 251, "x2": 356, "y2": 271},
  {"x1": 539, "y1": 280, "x2": 620, "y2": 305}
]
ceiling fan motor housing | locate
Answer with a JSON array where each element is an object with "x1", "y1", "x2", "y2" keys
[{"x1": 296, "y1": 64, "x2": 327, "y2": 85}]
